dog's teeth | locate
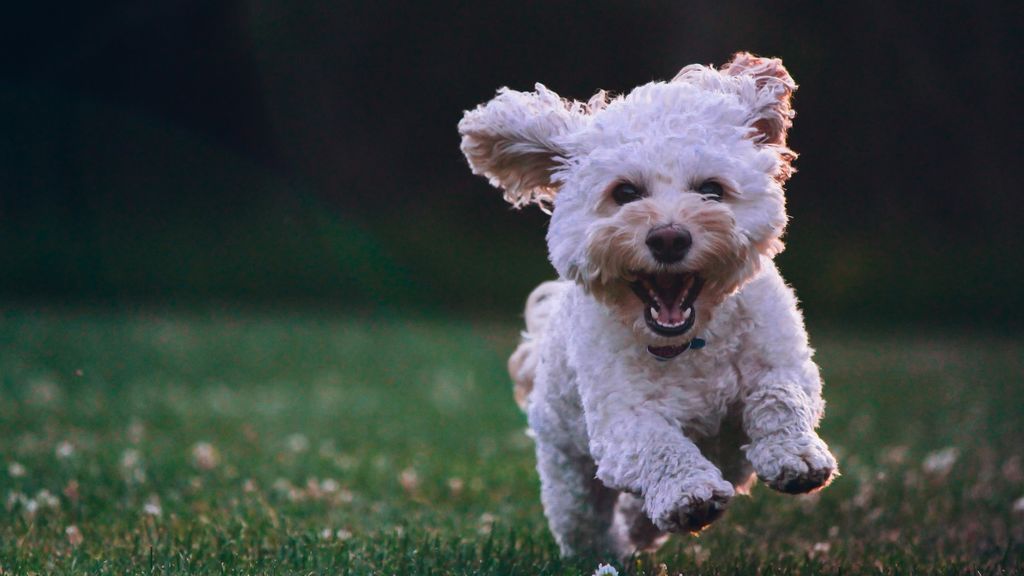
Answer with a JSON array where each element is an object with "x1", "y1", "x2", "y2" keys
[
  {"x1": 683, "y1": 308, "x2": 692, "y2": 319},
  {"x1": 650, "y1": 307, "x2": 659, "y2": 320}
]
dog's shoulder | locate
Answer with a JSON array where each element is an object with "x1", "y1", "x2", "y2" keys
[{"x1": 735, "y1": 259, "x2": 801, "y2": 320}]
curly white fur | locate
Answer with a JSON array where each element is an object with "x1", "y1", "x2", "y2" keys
[{"x1": 460, "y1": 53, "x2": 837, "y2": 559}]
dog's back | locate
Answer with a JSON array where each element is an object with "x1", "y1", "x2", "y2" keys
[{"x1": 507, "y1": 280, "x2": 569, "y2": 409}]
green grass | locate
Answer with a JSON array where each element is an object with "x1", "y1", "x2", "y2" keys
[{"x1": 1, "y1": 307, "x2": 1022, "y2": 574}]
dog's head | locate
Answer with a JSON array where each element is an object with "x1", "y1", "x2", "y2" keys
[{"x1": 460, "y1": 53, "x2": 798, "y2": 349}]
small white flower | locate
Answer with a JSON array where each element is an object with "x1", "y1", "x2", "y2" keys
[
  {"x1": 121, "y1": 449, "x2": 141, "y2": 470},
  {"x1": 447, "y1": 477, "x2": 465, "y2": 496},
  {"x1": 120, "y1": 449, "x2": 147, "y2": 484},
  {"x1": 593, "y1": 564, "x2": 619, "y2": 576},
  {"x1": 320, "y1": 528, "x2": 333, "y2": 540},
  {"x1": 65, "y1": 525, "x2": 84, "y2": 547},
  {"x1": 191, "y1": 442, "x2": 220, "y2": 470},
  {"x1": 55, "y1": 441, "x2": 75, "y2": 459},
  {"x1": 809, "y1": 541, "x2": 831, "y2": 559},
  {"x1": 143, "y1": 495, "x2": 162, "y2": 517},
  {"x1": 8, "y1": 462, "x2": 26, "y2": 478},
  {"x1": 399, "y1": 468, "x2": 419, "y2": 492},
  {"x1": 477, "y1": 512, "x2": 496, "y2": 536},
  {"x1": 36, "y1": 489, "x2": 60, "y2": 509},
  {"x1": 923, "y1": 447, "x2": 959, "y2": 476},
  {"x1": 335, "y1": 529, "x2": 352, "y2": 541},
  {"x1": 127, "y1": 420, "x2": 145, "y2": 444},
  {"x1": 27, "y1": 378, "x2": 60, "y2": 405},
  {"x1": 286, "y1": 434, "x2": 310, "y2": 453}
]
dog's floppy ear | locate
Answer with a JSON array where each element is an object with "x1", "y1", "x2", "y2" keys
[
  {"x1": 459, "y1": 84, "x2": 584, "y2": 211},
  {"x1": 720, "y1": 52, "x2": 797, "y2": 147}
]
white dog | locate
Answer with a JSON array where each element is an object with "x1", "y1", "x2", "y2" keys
[{"x1": 459, "y1": 53, "x2": 837, "y2": 559}]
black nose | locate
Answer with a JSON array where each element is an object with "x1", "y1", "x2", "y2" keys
[{"x1": 646, "y1": 225, "x2": 692, "y2": 263}]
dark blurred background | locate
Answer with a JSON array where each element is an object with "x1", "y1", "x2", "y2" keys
[{"x1": 1, "y1": 1, "x2": 1020, "y2": 329}]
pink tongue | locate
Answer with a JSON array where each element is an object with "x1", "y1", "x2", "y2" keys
[
  {"x1": 651, "y1": 274, "x2": 686, "y2": 324},
  {"x1": 652, "y1": 274, "x2": 687, "y2": 324},
  {"x1": 659, "y1": 304, "x2": 686, "y2": 325}
]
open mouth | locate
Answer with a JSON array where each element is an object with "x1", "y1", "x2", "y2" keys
[{"x1": 629, "y1": 271, "x2": 704, "y2": 337}]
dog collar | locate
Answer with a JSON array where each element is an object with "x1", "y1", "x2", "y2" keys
[{"x1": 647, "y1": 337, "x2": 706, "y2": 361}]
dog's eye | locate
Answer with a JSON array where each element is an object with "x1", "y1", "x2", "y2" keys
[
  {"x1": 611, "y1": 183, "x2": 644, "y2": 205},
  {"x1": 697, "y1": 180, "x2": 724, "y2": 201}
]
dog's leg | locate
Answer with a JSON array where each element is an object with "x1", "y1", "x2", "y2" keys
[
  {"x1": 534, "y1": 438, "x2": 620, "y2": 557},
  {"x1": 735, "y1": 264, "x2": 838, "y2": 493},
  {"x1": 631, "y1": 436, "x2": 735, "y2": 534},
  {"x1": 612, "y1": 492, "x2": 667, "y2": 556},
  {"x1": 580, "y1": 394, "x2": 736, "y2": 534},
  {"x1": 741, "y1": 366, "x2": 837, "y2": 494}
]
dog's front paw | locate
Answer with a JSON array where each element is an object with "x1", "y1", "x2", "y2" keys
[
  {"x1": 746, "y1": 433, "x2": 838, "y2": 494},
  {"x1": 646, "y1": 476, "x2": 735, "y2": 533}
]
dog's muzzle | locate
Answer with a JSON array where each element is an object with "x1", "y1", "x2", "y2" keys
[{"x1": 629, "y1": 271, "x2": 704, "y2": 337}]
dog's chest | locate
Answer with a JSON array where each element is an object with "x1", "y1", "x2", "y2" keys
[
  {"x1": 642, "y1": 348, "x2": 742, "y2": 438},
  {"x1": 564, "y1": 286, "x2": 756, "y2": 440}
]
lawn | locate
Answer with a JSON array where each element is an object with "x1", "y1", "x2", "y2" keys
[{"x1": 1, "y1": 306, "x2": 1021, "y2": 574}]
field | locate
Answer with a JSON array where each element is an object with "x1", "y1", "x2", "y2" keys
[{"x1": 1, "y1": 307, "x2": 1022, "y2": 574}]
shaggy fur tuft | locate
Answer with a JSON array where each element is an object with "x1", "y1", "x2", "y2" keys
[{"x1": 460, "y1": 52, "x2": 837, "y2": 560}]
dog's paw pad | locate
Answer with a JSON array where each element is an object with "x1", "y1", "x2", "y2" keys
[
  {"x1": 655, "y1": 491, "x2": 731, "y2": 534},
  {"x1": 676, "y1": 497, "x2": 727, "y2": 532},
  {"x1": 772, "y1": 465, "x2": 835, "y2": 494}
]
